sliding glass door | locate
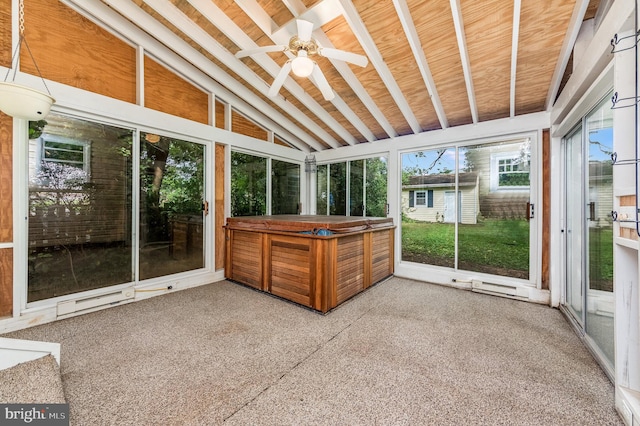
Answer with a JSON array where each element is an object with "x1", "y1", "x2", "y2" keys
[
  {"x1": 563, "y1": 95, "x2": 614, "y2": 368},
  {"x1": 27, "y1": 114, "x2": 209, "y2": 302},
  {"x1": 401, "y1": 138, "x2": 533, "y2": 280},
  {"x1": 139, "y1": 133, "x2": 205, "y2": 280}
]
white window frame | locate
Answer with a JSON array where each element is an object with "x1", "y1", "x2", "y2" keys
[{"x1": 490, "y1": 152, "x2": 529, "y2": 192}]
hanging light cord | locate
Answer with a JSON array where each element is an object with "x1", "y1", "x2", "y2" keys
[{"x1": 2, "y1": 0, "x2": 53, "y2": 97}]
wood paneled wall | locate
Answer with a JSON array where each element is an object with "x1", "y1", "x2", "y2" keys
[
  {"x1": 0, "y1": 248, "x2": 12, "y2": 317},
  {"x1": 0, "y1": 0, "x2": 10, "y2": 68},
  {"x1": 0, "y1": 112, "x2": 11, "y2": 317},
  {"x1": 144, "y1": 56, "x2": 209, "y2": 125},
  {"x1": 21, "y1": 0, "x2": 136, "y2": 103},
  {"x1": 215, "y1": 143, "x2": 225, "y2": 270},
  {"x1": 231, "y1": 110, "x2": 268, "y2": 140},
  {"x1": 541, "y1": 129, "x2": 550, "y2": 290},
  {"x1": 215, "y1": 100, "x2": 226, "y2": 129},
  {"x1": 0, "y1": 112, "x2": 11, "y2": 242}
]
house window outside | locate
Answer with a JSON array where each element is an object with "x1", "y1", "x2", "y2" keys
[
  {"x1": 498, "y1": 157, "x2": 529, "y2": 187},
  {"x1": 412, "y1": 190, "x2": 433, "y2": 207},
  {"x1": 37, "y1": 135, "x2": 91, "y2": 185}
]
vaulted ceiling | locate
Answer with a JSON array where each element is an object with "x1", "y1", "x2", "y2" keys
[{"x1": 85, "y1": 0, "x2": 601, "y2": 152}]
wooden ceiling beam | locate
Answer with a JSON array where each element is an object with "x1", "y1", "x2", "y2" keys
[
  {"x1": 510, "y1": 0, "x2": 521, "y2": 117},
  {"x1": 393, "y1": 0, "x2": 449, "y2": 129},
  {"x1": 188, "y1": 0, "x2": 360, "y2": 146},
  {"x1": 63, "y1": 0, "x2": 314, "y2": 151},
  {"x1": 140, "y1": 0, "x2": 340, "y2": 149},
  {"x1": 545, "y1": 0, "x2": 591, "y2": 111},
  {"x1": 450, "y1": 0, "x2": 478, "y2": 124},
  {"x1": 338, "y1": 0, "x2": 423, "y2": 135}
]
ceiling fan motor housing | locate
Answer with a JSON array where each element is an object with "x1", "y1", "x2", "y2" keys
[{"x1": 289, "y1": 36, "x2": 319, "y2": 57}]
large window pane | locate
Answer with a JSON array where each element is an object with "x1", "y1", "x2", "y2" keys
[
  {"x1": 139, "y1": 133, "x2": 205, "y2": 280},
  {"x1": 401, "y1": 148, "x2": 456, "y2": 268},
  {"x1": 458, "y1": 140, "x2": 530, "y2": 279},
  {"x1": 365, "y1": 157, "x2": 388, "y2": 217},
  {"x1": 316, "y1": 164, "x2": 328, "y2": 215},
  {"x1": 350, "y1": 160, "x2": 364, "y2": 216},
  {"x1": 585, "y1": 96, "x2": 614, "y2": 365},
  {"x1": 329, "y1": 162, "x2": 347, "y2": 215},
  {"x1": 28, "y1": 114, "x2": 133, "y2": 302},
  {"x1": 272, "y1": 159, "x2": 300, "y2": 214},
  {"x1": 231, "y1": 152, "x2": 267, "y2": 216}
]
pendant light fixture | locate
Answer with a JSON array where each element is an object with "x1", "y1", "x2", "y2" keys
[{"x1": 0, "y1": 0, "x2": 55, "y2": 120}]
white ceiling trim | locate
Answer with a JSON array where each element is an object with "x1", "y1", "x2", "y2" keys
[
  {"x1": 62, "y1": 0, "x2": 313, "y2": 151},
  {"x1": 139, "y1": 0, "x2": 339, "y2": 150},
  {"x1": 338, "y1": 0, "x2": 423, "y2": 134},
  {"x1": 450, "y1": 0, "x2": 478, "y2": 124},
  {"x1": 239, "y1": 0, "x2": 382, "y2": 145},
  {"x1": 392, "y1": 0, "x2": 449, "y2": 129},
  {"x1": 510, "y1": 0, "x2": 521, "y2": 117},
  {"x1": 545, "y1": 0, "x2": 592, "y2": 111},
  {"x1": 188, "y1": 0, "x2": 360, "y2": 146}
]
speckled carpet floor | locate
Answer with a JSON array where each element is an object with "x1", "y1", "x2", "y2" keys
[{"x1": 3, "y1": 278, "x2": 622, "y2": 425}]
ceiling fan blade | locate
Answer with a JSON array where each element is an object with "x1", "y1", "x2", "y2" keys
[
  {"x1": 319, "y1": 47, "x2": 368, "y2": 68},
  {"x1": 235, "y1": 45, "x2": 286, "y2": 59},
  {"x1": 268, "y1": 61, "x2": 292, "y2": 97},
  {"x1": 296, "y1": 19, "x2": 314, "y2": 42},
  {"x1": 311, "y1": 64, "x2": 334, "y2": 101}
]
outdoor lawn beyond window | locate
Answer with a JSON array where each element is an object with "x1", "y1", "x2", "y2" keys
[{"x1": 401, "y1": 139, "x2": 532, "y2": 280}]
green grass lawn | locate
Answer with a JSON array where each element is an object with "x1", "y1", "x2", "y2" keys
[
  {"x1": 401, "y1": 219, "x2": 614, "y2": 283},
  {"x1": 401, "y1": 219, "x2": 530, "y2": 278}
]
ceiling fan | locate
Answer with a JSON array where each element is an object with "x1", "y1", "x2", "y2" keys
[{"x1": 235, "y1": 19, "x2": 368, "y2": 101}]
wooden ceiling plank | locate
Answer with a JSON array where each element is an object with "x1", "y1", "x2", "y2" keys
[
  {"x1": 195, "y1": 0, "x2": 362, "y2": 145},
  {"x1": 392, "y1": 0, "x2": 448, "y2": 129},
  {"x1": 510, "y1": 0, "x2": 521, "y2": 118},
  {"x1": 450, "y1": 0, "x2": 478, "y2": 124},
  {"x1": 339, "y1": 0, "x2": 423, "y2": 134},
  {"x1": 233, "y1": 0, "x2": 277, "y2": 35},
  {"x1": 545, "y1": 0, "x2": 590, "y2": 110},
  {"x1": 66, "y1": 0, "x2": 313, "y2": 151},
  {"x1": 144, "y1": 0, "x2": 346, "y2": 148},
  {"x1": 313, "y1": 31, "x2": 397, "y2": 139},
  {"x1": 97, "y1": 0, "x2": 323, "y2": 151}
]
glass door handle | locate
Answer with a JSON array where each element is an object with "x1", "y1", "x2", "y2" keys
[
  {"x1": 203, "y1": 200, "x2": 209, "y2": 216},
  {"x1": 526, "y1": 202, "x2": 534, "y2": 220},
  {"x1": 588, "y1": 202, "x2": 595, "y2": 221}
]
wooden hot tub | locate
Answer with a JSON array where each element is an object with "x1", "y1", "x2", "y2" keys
[{"x1": 224, "y1": 215, "x2": 395, "y2": 313}]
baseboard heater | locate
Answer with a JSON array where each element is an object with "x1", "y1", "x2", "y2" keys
[
  {"x1": 57, "y1": 288, "x2": 135, "y2": 318},
  {"x1": 471, "y1": 279, "x2": 529, "y2": 298}
]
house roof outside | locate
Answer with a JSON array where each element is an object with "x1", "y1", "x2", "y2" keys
[{"x1": 403, "y1": 172, "x2": 478, "y2": 189}]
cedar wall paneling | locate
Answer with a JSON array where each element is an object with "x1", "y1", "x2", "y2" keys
[
  {"x1": 215, "y1": 100, "x2": 226, "y2": 129},
  {"x1": 0, "y1": 112, "x2": 11, "y2": 317},
  {"x1": 145, "y1": 56, "x2": 209, "y2": 125},
  {"x1": 231, "y1": 111, "x2": 268, "y2": 140},
  {"x1": 21, "y1": 0, "x2": 136, "y2": 103},
  {"x1": 542, "y1": 129, "x2": 550, "y2": 290},
  {"x1": 274, "y1": 135, "x2": 289, "y2": 147},
  {"x1": 0, "y1": 0, "x2": 10, "y2": 68},
  {"x1": 0, "y1": 112, "x2": 11, "y2": 242},
  {"x1": 0, "y1": 248, "x2": 12, "y2": 317},
  {"x1": 215, "y1": 143, "x2": 225, "y2": 270}
]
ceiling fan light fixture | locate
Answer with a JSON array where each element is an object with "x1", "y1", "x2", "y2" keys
[{"x1": 291, "y1": 55, "x2": 314, "y2": 78}]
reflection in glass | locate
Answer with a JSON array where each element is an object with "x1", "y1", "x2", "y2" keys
[
  {"x1": 272, "y1": 159, "x2": 300, "y2": 214},
  {"x1": 350, "y1": 160, "x2": 364, "y2": 216},
  {"x1": 565, "y1": 125, "x2": 584, "y2": 322},
  {"x1": 458, "y1": 141, "x2": 530, "y2": 279},
  {"x1": 139, "y1": 134, "x2": 205, "y2": 280},
  {"x1": 585, "y1": 96, "x2": 614, "y2": 366},
  {"x1": 316, "y1": 164, "x2": 328, "y2": 215},
  {"x1": 28, "y1": 114, "x2": 133, "y2": 302},
  {"x1": 230, "y1": 152, "x2": 266, "y2": 216},
  {"x1": 365, "y1": 157, "x2": 388, "y2": 217},
  {"x1": 329, "y1": 162, "x2": 347, "y2": 215},
  {"x1": 401, "y1": 148, "x2": 456, "y2": 268}
]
